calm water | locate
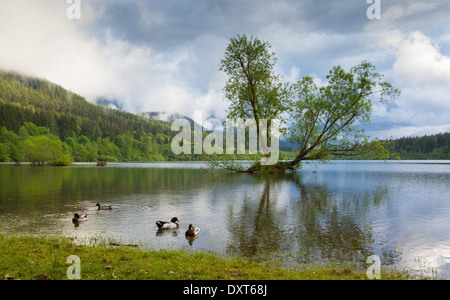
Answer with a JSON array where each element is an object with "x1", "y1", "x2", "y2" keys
[{"x1": 1, "y1": 161, "x2": 450, "y2": 277}]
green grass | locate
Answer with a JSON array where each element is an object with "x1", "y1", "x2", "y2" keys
[{"x1": 0, "y1": 234, "x2": 432, "y2": 280}]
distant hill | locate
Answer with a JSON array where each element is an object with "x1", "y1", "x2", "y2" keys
[
  {"x1": 2, "y1": 71, "x2": 447, "y2": 163},
  {"x1": 0, "y1": 72, "x2": 260, "y2": 163},
  {"x1": 139, "y1": 111, "x2": 195, "y2": 124},
  {"x1": 0, "y1": 71, "x2": 179, "y2": 163},
  {"x1": 96, "y1": 98, "x2": 125, "y2": 110},
  {"x1": 138, "y1": 111, "x2": 217, "y2": 132},
  {"x1": 386, "y1": 132, "x2": 450, "y2": 160},
  {"x1": 0, "y1": 71, "x2": 172, "y2": 141},
  {"x1": 333, "y1": 132, "x2": 450, "y2": 160}
]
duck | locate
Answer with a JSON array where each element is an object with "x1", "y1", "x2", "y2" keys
[
  {"x1": 96, "y1": 203, "x2": 112, "y2": 210},
  {"x1": 72, "y1": 213, "x2": 88, "y2": 222},
  {"x1": 185, "y1": 224, "x2": 200, "y2": 236},
  {"x1": 156, "y1": 217, "x2": 180, "y2": 229}
]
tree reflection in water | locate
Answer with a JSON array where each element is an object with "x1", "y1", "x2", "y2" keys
[
  {"x1": 0, "y1": 164, "x2": 401, "y2": 269},
  {"x1": 225, "y1": 174, "x2": 398, "y2": 268}
]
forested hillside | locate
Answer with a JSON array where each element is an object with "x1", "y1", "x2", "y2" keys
[
  {"x1": 0, "y1": 72, "x2": 181, "y2": 163},
  {"x1": 1, "y1": 72, "x2": 448, "y2": 164},
  {"x1": 0, "y1": 72, "x2": 172, "y2": 140},
  {"x1": 333, "y1": 133, "x2": 450, "y2": 160},
  {"x1": 387, "y1": 133, "x2": 450, "y2": 160}
]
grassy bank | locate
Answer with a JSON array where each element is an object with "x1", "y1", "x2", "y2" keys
[{"x1": 0, "y1": 234, "x2": 427, "y2": 280}]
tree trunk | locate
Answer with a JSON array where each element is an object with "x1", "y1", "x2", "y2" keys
[{"x1": 244, "y1": 160, "x2": 298, "y2": 174}]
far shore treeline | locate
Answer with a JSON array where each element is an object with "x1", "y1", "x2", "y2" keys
[{"x1": 0, "y1": 72, "x2": 449, "y2": 165}]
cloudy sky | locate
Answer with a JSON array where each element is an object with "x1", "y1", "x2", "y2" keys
[{"x1": 1, "y1": 0, "x2": 450, "y2": 139}]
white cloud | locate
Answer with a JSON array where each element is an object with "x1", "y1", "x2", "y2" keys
[
  {"x1": 369, "y1": 124, "x2": 450, "y2": 140},
  {"x1": 0, "y1": 0, "x2": 231, "y2": 118},
  {"x1": 367, "y1": 30, "x2": 450, "y2": 138},
  {"x1": 1, "y1": 0, "x2": 450, "y2": 138},
  {"x1": 285, "y1": 66, "x2": 300, "y2": 83},
  {"x1": 384, "y1": 2, "x2": 437, "y2": 21},
  {"x1": 366, "y1": 1, "x2": 439, "y2": 33},
  {"x1": 392, "y1": 31, "x2": 450, "y2": 127},
  {"x1": 393, "y1": 31, "x2": 450, "y2": 87},
  {"x1": 0, "y1": 0, "x2": 113, "y2": 100}
]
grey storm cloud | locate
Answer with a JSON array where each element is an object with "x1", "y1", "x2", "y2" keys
[
  {"x1": 87, "y1": 0, "x2": 450, "y2": 45},
  {"x1": 88, "y1": 0, "x2": 369, "y2": 48},
  {"x1": 1, "y1": 0, "x2": 450, "y2": 138}
]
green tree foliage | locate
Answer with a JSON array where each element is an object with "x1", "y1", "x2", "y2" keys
[
  {"x1": 331, "y1": 133, "x2": 450, "y2": 160},
  {"x1": 218, "y1": 34, "x2": 400, "y2": 173},
  {"x1": 96, "y1": 138, "x2": 120, "y2": 162},
  {"x1": 19, "y1": 135, "x2": 71, "y2": 166},
  {"x1": 286, "y1": 62, "x2": 400, "y2": 165},
  {"x1": 0, "y1": 72, "x2": 172, "y2": 141},
  {"x1": 0, "y1": 72, "x2": 189, "y2": 164},
  {"x1": 220, "y1": 34, "x2": 290, "y2": 141},
  {"x1": 0, "y1": 126, "x2": 19, "y2": 161},
  {"x1": 0, "y1": 142, "x2": 9, "y2": 161},
  {"x1": 386, "y1": 133, "x2": 450, "y2": 160},
  {"x1": 1, "y1": 123, "x2": 70, "y2": 165}
]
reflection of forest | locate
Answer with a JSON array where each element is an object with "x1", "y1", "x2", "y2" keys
[
  {"x1": 225, "y1": 174, "x2": 398, "y2": 267},
  {"x1": 0, "y1": 166, "x2": 225, "y2": 204},
  {"x1": 0, "y1": 165, "x2": 234, "y2": 219},
  {"x1": 0, "y1": 165, "x2": 399, "y2": 267}
]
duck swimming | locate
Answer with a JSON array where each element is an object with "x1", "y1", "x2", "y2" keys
[
  {"x1": 185, "y1": 224, "x2": 200, "y2": 236},
  {"x1": 96, "y1": 203, "x2": 112, "y2": 210},
  {"x1": 72, "y1": 213, "x2": 88, "y2": 222},
  {"x1": 156, "y1": 217, "x2": 180, "y2": 229}
]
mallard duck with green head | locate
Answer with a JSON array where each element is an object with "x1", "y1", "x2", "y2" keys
[
  {"x1": 185, "y1": 224, "x2": 200, "y2": 236},
  {"x1": 96, "y1": 203, "x2": 112, "y2": 210},
  {"x1": 156, "y1": 217, "x2": 180, "y2": 229},
  {"x1": 72, "y1": 213, "x2": 88, "y2": 223}
]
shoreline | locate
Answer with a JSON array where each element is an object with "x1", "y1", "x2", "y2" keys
[{"x1": 0, "y1": 234, "x2": 434, "y2": 280}]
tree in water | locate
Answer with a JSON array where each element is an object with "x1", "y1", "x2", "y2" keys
[{"x1": 216, "y1": 34, "x2": 400, "y2": 174}]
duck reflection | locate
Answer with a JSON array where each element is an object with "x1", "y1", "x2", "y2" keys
[
  {"x1": 156, "y1": 228, "x2": 180, "y2": 237},
  {"x1": 185, "y1": 234, "x2": 199, "y2": 246}
]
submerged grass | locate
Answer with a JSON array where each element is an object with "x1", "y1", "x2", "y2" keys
[{"x1": 0, "y1": 234, "x2": 434, "y2": 280}]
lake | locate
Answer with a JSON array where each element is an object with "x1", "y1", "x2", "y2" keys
[{"x1": 1, "y1": 160, "x2": 450, "y2": 277}]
